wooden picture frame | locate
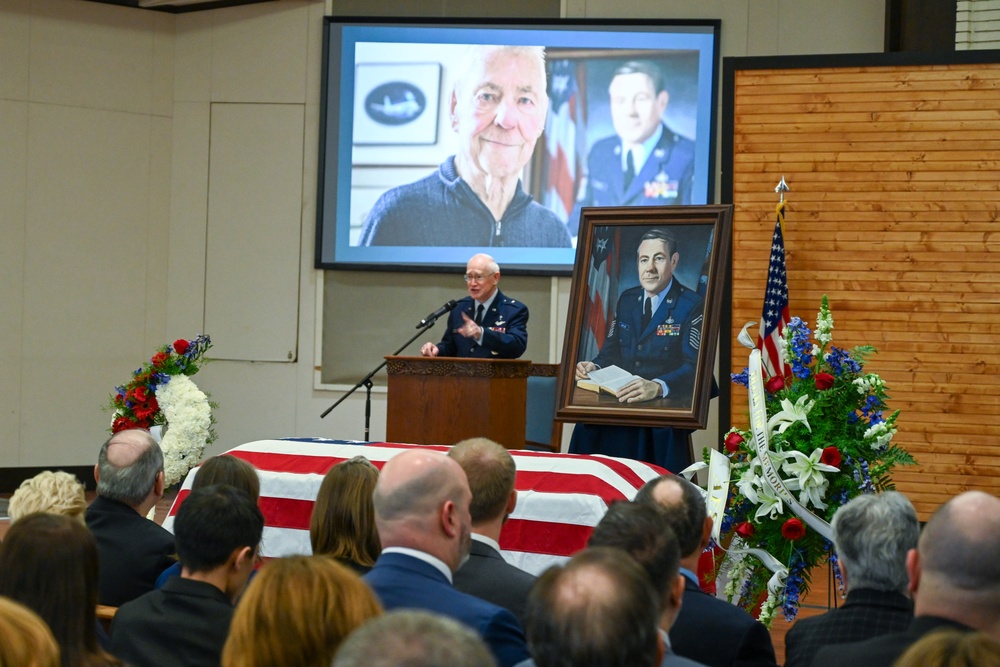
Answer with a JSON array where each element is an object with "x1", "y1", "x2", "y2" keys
[{"x1": 556, "y1": 205, "x2": 732, "y2": 429}]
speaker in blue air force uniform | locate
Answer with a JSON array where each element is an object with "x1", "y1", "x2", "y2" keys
[{"x1": 568, "y1": 60, "x2": 695, "y2": 237}]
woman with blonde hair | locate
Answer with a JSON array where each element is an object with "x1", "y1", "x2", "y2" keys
[
  {"x1": 0, "y1": 514, "x2": 123, "y2": 667},
  {"x1": 8, "y1": 470, "x2": 86, "y2": 523},
  {"x1": 0, "y1": 596, "x2": 61, "y2": 667},
  {"x1": 309, "y1": 456, "x2": 382, "y2": 572},
  {"x1": 893, "y1": 629, "x2": 1000, "y2": 667},
  {"x1": 221, "y1": 555, "x2": 382, "y2": 667}
]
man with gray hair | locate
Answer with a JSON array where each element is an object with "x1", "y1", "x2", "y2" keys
[
  {"x1": 812, "y1": 490, "x2": 1000, "y2": 667},
  {"x1": 783, "y1": 491, "x2": 918, "y2": 667},
  {"x1": 333, "y1": 609, "x2": 497, "y2": 667},
  {"x1": 449, "y1": 437, "x2": 536, "y2": 624},
  {"x1": 85, "y1": 428, "x2": 175, "y2": 606},
  {"x1": 363, "y1": 448, "x2": 529, "y2": 667},
  {"x1": 360, "y1": 45, "x2": 570, "y2": 248}
]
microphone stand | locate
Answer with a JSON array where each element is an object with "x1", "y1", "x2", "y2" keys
[{"x1": 319, "y1": 317, "x2": 441, "y2": 442}]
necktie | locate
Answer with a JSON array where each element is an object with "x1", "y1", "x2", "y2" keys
[
  {"x1": 642, "y1": 297, "x2": 652, "y2": 329},
  {"x1": 475, "y1": 304, "x2": 484, "y2": 325},
  {"x1": 624, "y1": 150, "x2": 636, "y2": 189}
]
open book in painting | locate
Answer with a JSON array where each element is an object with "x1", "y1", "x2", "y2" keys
[{"x1": 576, "y1": 365, "x2": 642, "y2": 396}]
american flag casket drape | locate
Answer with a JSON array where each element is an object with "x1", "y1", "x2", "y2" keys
[{"x1": 163, "y1": 438, "x2": 667, "y2": 575}]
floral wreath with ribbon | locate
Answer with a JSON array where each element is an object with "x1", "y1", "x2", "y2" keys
[{"x1": 107, "y1": 335, "x2": 216, "y2": 487}]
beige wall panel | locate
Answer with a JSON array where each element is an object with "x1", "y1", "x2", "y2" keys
[
  {"x1": 205, "y1": 103, "x2": 303, "y2": 362},
  {"x1": 151, "y1": 12, "x2": 175, "y2": 117},
  {"x1": 775, "y1": 0, "x2": 884, "y2": 55},
  {"x1": 28, "y1": 0, "x2": 155, "y2": 113},
  {"x1": 195, "y1": 360, "x2": 299, "y2": 455},
  {"x1": 21, "y1": 104, "x2": 152, "y2": 466},
  {"x1": 209, "y1": 2, "x2": 310, "y2": 104},
  {"x1": 304, "y1": 1, "x2": 325, "y2": 107},
  {"x1": 0, "y1": 100, "x2": 28, "y2": 466},
  {"x1": 173, "y1": 10, "x2": 214, "y2": 103},
  {"x1": 0, "y1": 0, "x2": 30, "y2": 101},
  {"x1": 167, "y1": 102, "x2": 209, "y2": 338},
  {"x1": 145, "y1": 115, "x2": 172, "y2": 348}
]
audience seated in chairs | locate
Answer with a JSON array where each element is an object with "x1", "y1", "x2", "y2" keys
[
  {"x1": 85, "y1": 429, "x2": 175, "y2": 607},
  {"x1": 588, "y1": 501, "x2": 707, "y2": 667},
  {"x1": 524, "y1": 546, "x2": 663, "y2": 667},
  {"x1": 448, "y1": 437, "x2": 537, "y2": 625},
  {"x1": 221, "y1": 555, "x2": 382, "y2": 667},
  {"x1": 156, "y1": 454, "x2": 261, "y2": 588},
  {"x1": 363, "y1": 448, "x2": 530, "y2": 667},
  {"x1": 782, "y1": 491, "x2": 918, "y2": 667},
  {"x1": 109, "y1": 484, "x2": 264, "y2": 667},
  {"x1": 0, "y1": 513, "x2": 124, "y2": 667},
  {"x1": 8, "y1": 470, "x2": 87, "y2": 524},
  {"x1": 334, "y1": 609, "x2": 497, "y2": 667},
  {"x1": 0, "y1": 596, "x2": 62, "y2": 667},
  {"x1": 892, "y1": 629, "x2": 1000, "y2": 667},
  {"x1": 309, "y1": 455, "x2": 381, "y2": 574}
]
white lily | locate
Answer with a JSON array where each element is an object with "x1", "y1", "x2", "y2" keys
[
  {"x1": 735, "y1": 464, "x2": 764, "y2": 505},
  {"x1": 767, "y1": 395, "x2": 816, "y2": 434},
  {"x1": 753, "y1": 484, "x2": 785, "y2": 521},
  {"x1": 779, "y1": 447, "x2": 839, "y2": 509}
]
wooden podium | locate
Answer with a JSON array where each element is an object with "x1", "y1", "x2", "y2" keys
[{"x1": 384, "y1": 356, "x2": 531, "y2": 448}]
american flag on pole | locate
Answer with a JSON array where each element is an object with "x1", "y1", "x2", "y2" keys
[
  {"x1": 581, "y1": 227, "x2": 620, "y2": 361},
  {"x1": 163, "y1": 439, "x2": 666, "y2": 576},
  {"x1": 543, "y1": 59, "x2": 582, "y2": 222},
  {"x1": 757, "y1": 201, "x2": 791, "y2": 378}
]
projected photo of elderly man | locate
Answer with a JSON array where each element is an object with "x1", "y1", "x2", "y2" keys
[{"x1": 360, "y1": 45, "x2": 571, "y2": 248}]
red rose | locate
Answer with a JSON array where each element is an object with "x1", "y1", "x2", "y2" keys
[
  {"x1": 173, "y1": 339, "x2": 190, "y2": 355},
  {"x1": 764, "y1": 376, "x2": 784, "y2": 393},
  {"x1": 735, "y1": 522, "x2": 755, "y2": 539},
  {"x1": 820, "y1": 446, "x2": 842, "y2": 468},
  {"x1": 814, "y1": 373, "x2": 835, "y2": 390},
  {"x1": 112, "y1": 416, "x2": 138, "y2": 433},
  {"x1": 151, "y1": 351, "x2": 168, "y2": 366},
  {"x1": 724, "y1": 431, "x2": 745, "y2": 453},
  {"x1": 781, "y1": 518, "x2": 806, "y2": 541}
]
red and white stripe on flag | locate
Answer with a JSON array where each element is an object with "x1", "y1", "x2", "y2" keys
[
  {"x1": 163, "y1": 439, "x2": 667, "y2": 576},
  {"x1": 544, "y1": 59, "x2": 581, "y2": 221},
  {"x1": 581, "y1": 227, "x2": 620, "y2": 362},
  {"x1": 756, "y1": 202, "x2": 791, "y2": 378}
]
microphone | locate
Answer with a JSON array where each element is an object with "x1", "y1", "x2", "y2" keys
[{"x1": 416, "y1": 300, "x2": 457, "y2": 328}]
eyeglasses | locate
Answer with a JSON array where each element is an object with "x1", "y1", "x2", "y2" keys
[{"x1": 464, "y1": 273, "x2": 493, "y2": 283}]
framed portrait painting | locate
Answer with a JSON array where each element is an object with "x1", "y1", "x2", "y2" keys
[{"x1": 556, "y1": 205, "x2": 733, "y2": 429}]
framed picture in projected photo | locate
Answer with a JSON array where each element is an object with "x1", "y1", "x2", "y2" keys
[{"x1": 317, "y1": 17, "x2": 720, "y2": 274}]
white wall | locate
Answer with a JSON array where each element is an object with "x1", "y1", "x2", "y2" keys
[{"x1": 0, "y1": 0, "x2": 884, "y2": 469}]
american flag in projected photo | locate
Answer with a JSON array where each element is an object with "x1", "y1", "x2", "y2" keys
[
  {"x1": 581, "y1": 226, "x2": 621, "y2": 362},
  {"x1": 544, "y1": 59, "x2": 582, "y2": 223},
  {"x1": 757, "y1": 201, "x2": 791, "y2": 378},
  {"x1": 163, "y1": 438, "x2": 666, "y2": 575}
]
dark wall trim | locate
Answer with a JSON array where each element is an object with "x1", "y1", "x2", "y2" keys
[{"x1": 0, "y1": 467, "x2": 96, "y2": 494}]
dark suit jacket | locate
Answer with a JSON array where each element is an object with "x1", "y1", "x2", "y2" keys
[
  {"x1": 783, "y1": 589, "x2": 913, "y2": 667},
  {"x1": 668, "y1": 577, "x2": 778, "y2": 667},
  {"x1": 809, "y1": 616, "x2": 973, "y2": 667},
  {"x1": 453, "y1": 538, "x2": 537, "y2": 625},
  {"x1": 569, "y1": 122, "x2": 696, "y2": 235},
  {"x1": 364, "y1": 551, "x2": 530, "y2": 667},
  {"x1": 85, "y1": 495, "x2": 176, "y2": 607},
  {"x1": 435, "y1": 290, "x2": 529, "y2": 359},
  {"x1": 109, "y1": 577, "x2": 233, "y2": 667}
]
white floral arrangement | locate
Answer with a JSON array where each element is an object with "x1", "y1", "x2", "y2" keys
[{"x1": 108, "y1": 335, "x2": 216, "y2": 486}]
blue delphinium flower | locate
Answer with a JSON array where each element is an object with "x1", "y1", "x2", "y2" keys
[
  {"x1": 731, "y1": 368, "x2": 750, "y2": 387},
  {"x1": 782, "y1": 553, "x2": 808, "y2": 621},
  {"x1": 825, "y1": 346, "x2": 861, "y2": 376},
  {"x1": 784, "y1": 317, "x2": 814, "y2": 379}
]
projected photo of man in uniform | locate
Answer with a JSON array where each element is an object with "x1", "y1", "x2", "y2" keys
[{"x1": 360, "y1": 45, "x2": 571, "y2": 248}]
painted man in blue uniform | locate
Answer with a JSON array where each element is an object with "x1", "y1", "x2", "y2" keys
[
  {"x1": 420, "y1": 253, "x2": 528, "y2": 359},
  {"x1": 571, "y1": 228, "x2": 703, "y2": 472},
  {"x1": 360, "y1": 46, "x2": 570, "y2": 248},
  {"x1": 568, "y1": 60, "x2": 696, "y2": 237}
]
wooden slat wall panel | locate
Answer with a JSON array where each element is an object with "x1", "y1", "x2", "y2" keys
[{"x1": 729, "y1": 62, "x2": 1000, "y2": 519}]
